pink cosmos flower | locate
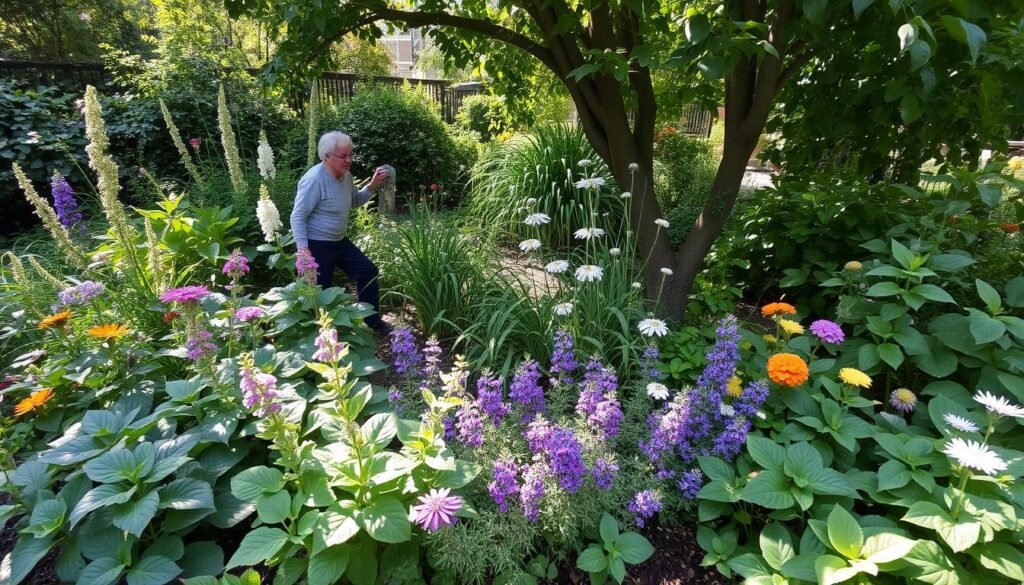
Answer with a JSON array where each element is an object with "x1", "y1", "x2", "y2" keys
[{"x1": 412, "y1": 488, "x2": 462, "y2": 532}]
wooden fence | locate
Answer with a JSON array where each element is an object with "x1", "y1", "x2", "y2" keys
[{"x1": 0, "y1": 61, "x2": 477, "y2": 122}]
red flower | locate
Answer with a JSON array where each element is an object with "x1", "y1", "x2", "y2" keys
[
  {"x1": 430, "y1": 183, "x2": 439, "y2": 191},
  {"x1": 1000, "y1": 223, "x2": 1020, "y2": 233},
  {"x1": 163, "y1": 311, "x2": 180, "y2": 323}
]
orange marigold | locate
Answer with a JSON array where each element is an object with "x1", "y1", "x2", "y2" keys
[
  {"x1": 766, "y1": 353, "x2": 809, "y2": 387},
  {"x1": 87, "y1": 323, "x2": 132, "y2": 339},
  {"x1": 14, "y1": 388, "x2": 55, "y2": 417},
  {"x1": 39, "y1": 310, "x2": 72, "y2": 330},
  {"x1": 761, "y1": 302, "x2": 797, "y2": 318},
  {"x1": 1000, "y1": 223, "x2": 1020, "y2": 233}
]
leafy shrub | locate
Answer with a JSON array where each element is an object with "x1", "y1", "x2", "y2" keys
[
  {"x1": 652, "y1": 126, "x2": 717, "y2": 245},
  {"x1": 466, "y1": 124, "x2": 623, "y2": 248},
  {"x1": 455, "y1": 93, "x2": 510, "y2": 142}
]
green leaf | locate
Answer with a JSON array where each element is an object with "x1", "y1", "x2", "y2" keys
[
  {"x1": 1, "y1": 535, "x2": 54, "y2": 585},
  {"x1": 976, "y1": 279, "x2": 1002, "y2": 313},
  {"x1": 827, "y1": 506, "x2": 863, "y2": 559},
  {"x1": 684, "y1": 15, "x2": 710, "y2": 44},
  {"x1": 943, "y1": 17, "x2": 987, "y2": 64},
  {"x1": 608, "y1": 556, "x2": 626, "y2": 584},
  {"x1": 902, "y1": 502, "x2": 980, "y2": 553},
  {"x1": 876, "y1": 343, "x2": 904, "y2": 369},
  {"x1": 361, "y1": 413, "x2": 397, "y2": 451},
  {"x1": 696, "y1": 480, "x2": 740, "y2": 503},
  {"x1": 900, "y1": 93, "x2": 922, "y2": 124},
  {"x1": 978, "y1": 542, "x2": 1024, "y2": 581},
  {"x1": 224, "y1": 527, "x2": 289, "y2": 570},
  {"x1": 862, "y1": 532, "x2": 917, "y2": 564},
  {"x1": 308, "y1": 546, "x2": 350, "y2": 585},
  {"x1": 815, "y1": 555, "x2": 860, "y2": 585},
  {"x1": 741, "y1": 469, "x2": 795, "y2": 509},
  {"x1": 852, "y1": 0, "x2": 875, "y2": 19},
  {"x1": 877, "y1": 460, "x2": 911, "y2": 491},
  {"x1": 179, "y1": 542, "x2": 224, "y2": 579},
  {"x1": 577, "y1": 547, "x2": 607, "y2": 573},
  {"x1": 1005, "y1": 276, "x2": 1024, "y2": 308},
  {"x1": 614, "y1": 532, "x2": 654, "y2": 564},
  {"x1": 26, "y1": 498, "x2": 67, "y2": 538},
  {"x1": 77, "y1": 557, "x2": 125, "y2": 585},
  {"x1": 929, "y1": 253, "x2": 974, "y2": 273},
  {"x1": 891, "y1": 240, "x2": 914, "y2": 269},
  {"x1": 599, "y1": 513, "x2": 619, "y2": 543},
  {"x1": 70, "y1": 484, "x2": 136, "y2": 528},
  {"x1": 910, "y1": 284, "x2": 955, "y2": 304},
  {"x1": 746, "y1": 436, "x2": 787, "y2": 470},
  {"x1": 697, "y1": 456, "x2": 735, "y2": 482},
  {"x1": 230, "y1": 466, "x2": 284, "y2": 502},
  {"x1": 760, "y1": 524, "x2": 795, "y2": 571},
  {"x1": 911, "y1": 337, "x2": 958, "y2": 378},
  {"x1": 112, "y1": 490, "x2": 160, "y2": 537},
  {"x1": 360, "y1": 496, "x2": 411, "y2": 543},
  {"x1": 727, "y1": 553, "x2": 773, "y2": 578},
  {"x1": 158, "y1": 479, "x2": 214, "y2": 511},
  {"x1": 903, "y1": 540, "x2": 961, "y2": 585},
  {"x1": 83, "y1": 448, "x2": 136, "y2": 483},
  {"x1": 805, "y1": 468, "x2": 857, "y2": 497},
  {"x1": 317, "y1": 504, "x2": 361, "y2": 549},
  {"x1": 865, "y1": 282, "x2": 904, "y2": 297},
  {"x1": 801, "y1": 0, "x2": 828, "y2": 23},
  {"x1": 968, "y1": 309, "x2": 1006, "y2": 344},
  {"x1": 126, "y1": 555, "x2": 182, "y2": 585},
  {"x1": 256, "y1": 491, "x2": 292, "y2": 524}
]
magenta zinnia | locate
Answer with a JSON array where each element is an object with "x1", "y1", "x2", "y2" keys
[
  {"x1": 412, "y1": 488, "x2": 462, "y2": 532},
  {"x1": 809, "y1": 319, "x2": 845, "y2": 344},
  {"x1": 160, "y1": 285, "x2": 211, "y2": 304}
]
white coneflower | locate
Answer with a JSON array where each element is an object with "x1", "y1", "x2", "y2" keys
[
  {"x1": 943, "y1": 437, "x2": 1007, "y2": 475},
  {"x1": 545, "y1": 260, "x2": 569, "y2": 273},
  {"x1": 609, "y1": 248, "x2": 621, "y2": 257},
  {"x1": 524, "y1": 213, "x2": 551, "y2": 226},
  {"x1": 573, "y1": 227, "x2": 606, "y2": 240},
  {"x1": 575, "y1": 265, "x2": 603, "y2": 282},
  {"x1": 974, "y1": 390, "x2": 1024, "y2": 418},
  {"x1": 660, "y1": 267, "x2": 673, "y2": 275},
  {"x1": 655, "y1": 218, "x2": 670, "y2": 228},
  {"x1": 574, "y1": 177, "x2": 606, "y2": 190},
  {"x1": 943, "y1": 414, "x2": 980, "y2": 433},
  {"x1": 638, "y1": 318, "x2": 669, "y2": 337},
  {"x1": 620, "y1": 192, "x2": 631, "y2": 199},
  {"x1": 646, "y1": 383, "x2": 669, "y2": 400},
  {"x1": 256, "y1": 185, "x2": 283, "y2": 242},
  {"x1": 257, "y1": 130, "x2": 277, "y2": 181},
  {"x1": 629, "y1": 163, "x2": 639, "y2": 172},
  {"x1": 578, "y1": 159, "x2": 593, "y2": 167},
  {"x1": 553, "y1": 302, "x2": 574, "y2": 316},
  {"x1": 631, "y1": 282, "x2": 642, "y2": 289},
  {"x1": 519, "y1": 239, "x2": 542, "y2": 252}
]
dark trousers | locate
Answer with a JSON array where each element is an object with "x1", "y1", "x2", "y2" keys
[{"x1": 307, "y1": 238, "x2": 383, "y2": 327}]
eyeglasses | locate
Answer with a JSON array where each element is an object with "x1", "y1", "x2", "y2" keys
[{"x1": 326, "y1": 152, "x2": 353, "y2": 160}]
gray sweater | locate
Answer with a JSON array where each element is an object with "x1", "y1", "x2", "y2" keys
[{"x1": 290, "y1": 163, "x2": 371, "y2": 248}]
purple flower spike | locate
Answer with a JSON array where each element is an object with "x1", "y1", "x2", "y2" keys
[
  {"x1": 241, "y1": 366, "x2": 280, "y2": 417},
  {"x1": 390, "y1": 327, "x2": 422, "y2": 376},
  {"x1": 509, "y1": 359, "x2": 545, "y2": 420},
  {"x1": 296, "y1": 248, "x2": 319, "y2": 285},
  {"x1": 593, "y1": 458, "x2": 618, "y2": 490},
  {"x1": 489, "y1": 459, "x2": 520, "y2": 512},
  {"x1": 476, "y1": 374, "x2": 509, "y2": 424},
  {"x1": 628, "y1": 490, "x2": 662, "y2": 528},
  {"x1": 520, "y1": 462, "x2": 548, "y2": 523},
  {"x1": 51, "y1": 173, "x2": 82, "y2": 231}
]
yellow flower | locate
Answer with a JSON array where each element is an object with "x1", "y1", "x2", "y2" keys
[
  {"x1": 1009, "y1": 156, "x2": 1024, "y2": 172},
  {"x1": 39, "y1": 310, "x2": 72, "y2": 330},
  {"x1": 87, "y1": 323, "x2": 132, "y2": 339},
  {"x1": 779, "y1": 319, "x2": 804, "y2": 336},
  {"x1": 838, "y1": 368, "x2": 872, "y2": 388},
  {"x1": 763, "y1": 334, "x2": 778, "y2": 344},
  {"x1": 727, "y1": 375, "x2": 743, "y2": 397},
  {"x1": 14, "y1": 388, "x2": 55, "y2": 417},
  {"x1": 844, "y1": 261, "x2": 863, "y2": 272}
]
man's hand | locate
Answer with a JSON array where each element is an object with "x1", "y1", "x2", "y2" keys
[{"x1": 367, "y1": 166, "x2": 390, "y2": 192}]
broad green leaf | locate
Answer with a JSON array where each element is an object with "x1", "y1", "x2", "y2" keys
[
  {"x1": 902, "y1": 502, "x2": 980, "y2": 552},
  {"x1": 877, "y1": 460, "x2": 911, "y2": 491},
  {"x1": 760, "y1": 524, "x2": 795, "y2": 571},
  {"x1": 83, "y1": 448, "x2": 136, "y2": 483},
  {"x1": 230, "y1": 466, "x2": 284, "y2": 502},
  {"x1": 815, "y1": 555, "x2": 860, "y2": 585},
  {"x1": 903, "y1": 540, "x2": 961, "y2": 585},
  {"x1": 77, "y1": 557, "x2": 125, "y2": 585},
  {"x1": 942, "y1": 16, "x2": 987, "y2": 64},
  {"x1": 256, "y1": 491, "x2": 291, "y2": 524},
  {"x1": 26, "y1": 498, "x2": 67, "y2": 538},
  {"x1": 1, "y1": 535, "x2": 54, "y2": 585},
  {"x1": 70, "y1": 484, "x2": 137, "y2": 528},
  {"x1": 781, "y1": 554, "x2": 818, "y2": 582},
  {"x1": 696, "y1": 480, "x2": 740, "y2": 503},
  {"x1": 865, "y1": 282, "x2": 903, "y2": 297},
  {"x1": 862, "y1": 532, "x2": 917, "y2": 564},
  {"x1": 852, "y1": 0, "x2": 874, "y2": 18},
  {"x1": 614, "y1": 532, "x2": 654, "y2": 564},
  {"x1": 360, "y1": 496, "x2": 411, "y2": 543},
  {"x1": 876, "y1": 343, "x2": 904, "y2": 369},
  {"x1": 802, "y1": 0, "x2": 827, "y2": 23},
  {"x1": 308, "y1": 546, "x2": 350, "y2": 585},
  {"x1": 179, "y1": 542, "x2": 224, "y2": 579},
  {"x1": 827, "y1": 506, "x2": 863, "y2": 559},
  {"x1": 978, "y1": 542, "x2": 1024, "y2": 581},
  {"x1": 1006, "y1": 276, "x2": 1024, "y2": 308},
  {"x1": 158, "y1": 479, "x2": 214, "y2": 511},
  {"x1": 928, "y1": 253, "x2": 974, "y2": 273},
  {"x1": 599, "y1": 513, "x2": 618, "y2": 543},
  {"x1": 697, "y1": 456, "x2": 735, "y2": 482},
  {"x1": 361, "y1": 413, "x2": 398, "y2": 451},
  {"x1": 726, "y1": 553, "x2": 773, "y2": 578},
  {"x1": 976, "y1": 279, "x2": 1002, "y2": 313},
  {"x1": 910, "y1": 284, "x2": 955, "y2": 304},
  {"x1": 112, "y1": 490, "x2": 160, "y2": 537},
  {"x1": 806, "y1": 468, "x2": 857, "y2": 497},
  {"x1": 576, "y1": 546, "x2": 607, "y2": 572},
  {"x1": 891, "y1": 240, "x2": 915, "y2": 269},
  {"x1": 224, "y1": 527, "x2": 289, "y2": 569},
  {"x1": 608, "y1": 556, "x2": 626, "y2": 584},
  {"x1": 746, "y1": 436, "x2": 786, "y2": 470},
  {"x1": 684, "y1": 15, "x2": 710, "y2": 44},
  {"x1": 911, "y1": 337, "x2": 958, "y2": 378},
  {"x1": 967, "y1": 309, "x2": 1006, "y2": 344},
  {"x1": 740, "y1": 469, "x2": 795, "y2": 509},
  {"x1": 126, "y1": 555, "x2": 182, "y2": 585},
  {"x1": 317, "y1": 504, "x2": 361, "y2": 550}
]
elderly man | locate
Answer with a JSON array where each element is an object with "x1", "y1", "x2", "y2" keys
[{"x1": 291, "y1": 131, "x2": 391, "y2": 333}]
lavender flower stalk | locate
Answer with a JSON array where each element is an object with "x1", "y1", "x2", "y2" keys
[{"x1": 50, "y1": 172, "x2": 82, "y2": 231}]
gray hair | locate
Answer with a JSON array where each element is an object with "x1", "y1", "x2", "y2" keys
[{"x1": 317, "y1": 131, "x2": 352, "y2": 161}]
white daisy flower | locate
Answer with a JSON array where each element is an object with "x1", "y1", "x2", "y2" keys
[
  {"x1": 655, "y1": 218, "x2": 670, "y2": 228},
  {"x1": 545, "y1": 260, "x2": 569, "y2": 273},
  {"x1": 720, "y1": 403, "x2": 736, "y2": 417},
  {"x1": 943, "y1": 437, "x2": 1007, "y2": 475},
  {"x1": 620, "y1": 192, "x2": 631, "y2": 199},
  {"x1": 578, "y1": 159, "x2": 593, "y2": 167},
  {"x1": 519, "y1": 239, "x2": 542, "y2": 252},
  {"x1": 944, "y1": 414, "x2": 980, "y2": 433},
  {"x1": 631, "y1": 282, "x2": 642, "y2": 289},
  {"x1": 609, "y1": 248, "x2": 621, "y2": 257},
  {"x1": 575, "y1": 265, "x2": 604, "y2": 282},
  {"x1": 628, "y1": 163, "x2": 639, "y2": 171},
  {"x1": 526, "y1": 197, "x2": 537, "y2": 205},
  {"x1": 638, "y1": 318, "x2": 669, "y2": 337},
  {"x1": 553, "y1": 302, "x2": 574, "y2": 316},
  {"x1": 524, "y1": 213, "x2": 551, "y2": 226},
  {"x1": 660, "y1": 267, "x2": 673, "y2": 275},
  {"x1": 573, "y1": 227, "x2": 606, "y2": 240},
  {"x1": 974, "y1": 390, "x2": 1024, "y2": 418},
  {"x1": 646, "y1": 383, "x2": 670, "y2": 400},
  {"x1": 574, "y1": 177, "x2": 606, "y2": 190}
]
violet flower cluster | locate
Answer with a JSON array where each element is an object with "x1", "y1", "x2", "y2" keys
[
  {"x1": 592, "y1": 457, "x2": 619, "y2": 490},
  {"x1": 549, "y1": 329, "x2": 579, "y2": 384},
  {"x1": 420, "y1": 337, "x2": 442, "y2": 389},
  {"x1": 222, "y1": 249, "x2": 250, "y2": 289},
  {"x1": 58, "y1": 281, "x2": 104, "y2": 306},
  {"x1": 235, "y1": 306, "x2": 265, "y2": 322},
  {"x1": 488, "y1": 459, "x2": 520, "y2": 513},
  {"x1": 628, "y1": 490, "x2": 662, "y2": 528},
  {"x1": 160, "y1": 285, "x2": 211, "y2": 305},
  {"x1": 241, "y1": 365, "x2": 281, "y2": 417},
  {"x1": 50, "y1": 173, "x2": 82, "y2": 231},
  {"x1": 312, "y1": 325, "x2": 345, "y2": 363},
  {"x1": 576, "y1": 358, "x2": 622, "y2": 439},
  {"x1": 509, "y1": 359, "x2": 545, "y2": 421},
  {"x1": 186, "y1": 330, "x2": 217, "y2": 361},
  {"x1": 520, "y1": 461, "x2": 548, "y2": 522},
  {"x1": 475, "y1": 374, "x2": 509, "y2": 425},
  {"x1": 295, "y1": 248, "x2": 319, "y2": 285},
  {"x1": 809, "y1": 319, "x2": 845, "y2": 344},
  {"x1": 526, "y1": 417, "x2": 586, "y2": 493},
  {"x1": 390, "y1": 327, "x2": 421, "y2": 376},
  {"x1": 641, "y1": 344, "x2": 662, "y2": 380},
  {"x1": 455, "y1": 401, "x2": 484, "y2": 448}
]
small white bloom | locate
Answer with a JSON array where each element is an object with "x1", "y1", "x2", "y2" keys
[
  {"x1": 974, "y1": 390, "x2": 1024, "y2": 418},
  {"x1": 655, "y1": 218, "x2": 670, "y2": 228},
  {"x1": 578, "y1": 159, "x2": 593, "y2": 167},
  {"x1": 943, "y1": 437, "x2": 1007, "y2": 475},
  {"x1": 646, "y1": 383, "x2": 670, "y2": 400},
  {"x1": 526, "y1": 197, "x2": 538, "y2": 205},
  {"x1": 553, "y1": 302, "x2": 574, "y2": 316},
  {"x1": 519, "y1": 239, "x2": 542, "y2": 252},
  {"x1": 720, "y1": 403, "x2": 736, "y2": 417},
  {"x1": 660, "y1": 267, "x2": 673, "y2": 276},
  {"x1": 628, "y1": 163, "x2": 639, "y2": 172},
  {"x1": 79, "y1": 11, "x2": 91, "y2": 21},
  {"x1": 575, "y1": 264, "x2": 604, "y2": 282},
  {"x1": 25, "y1": 131, "x2": 41, "y2": 144},
  {"x1": 256, "y1": 192, "x2": 283, "y2": 242},
  {"x1": 943, "y1": 413, "x2": 980, "y2": 433},
  {"x1": 257, "y1": 132, "x2": 277, "y2": 180},
  {"x1": 620, "y1": 192, "x2": 631, "y2": 199},
  {"x1": 609, "y1": 248, "x2": 621, "y2": 257},
  {"x1": 638, "y1": 318, "x2": 669, "y2": 337},
  {"x1": 545, "y1": 260, "x2": 569, "y2": 273},
  {"x1": 573, "y1": 227, "x2": 606, "y2": 240},
  {"x1": 524, "y1": 213, "x2": 551, "y2": 226},
  {"x1": 631, "y1": 282, "x2": 642, "y2": 289},
  {"x1": 574, "y1": 177, "x2": 606, "y2": 190}
]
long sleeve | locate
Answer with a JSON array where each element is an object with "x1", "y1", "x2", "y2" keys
[
  {"x1": 353, "y1": 185, "x2": 372, "y2": 208},
  {"x1": 290, "y1": 173, "x2": 319, "y2": 249}
]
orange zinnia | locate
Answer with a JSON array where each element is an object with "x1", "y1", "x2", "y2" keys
[
  {"x1": 39, "y1": 310, "x2": 72, "y2": 330},
  {"x1": 766, "y1": 353, "x2": 809, "y2": 387},
  {"x1": 761, "y1": 302, "x2": 797, "y2": 318},
  {"x1": 87, "y1": 323, "x2": 132, "y2": 339},
  {"x1": 14, "y1": 388, "x2": 55, "y2": 417},
  {"x1": 1000, "y1": 223, "x2": 1020, "y2": 233}
]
